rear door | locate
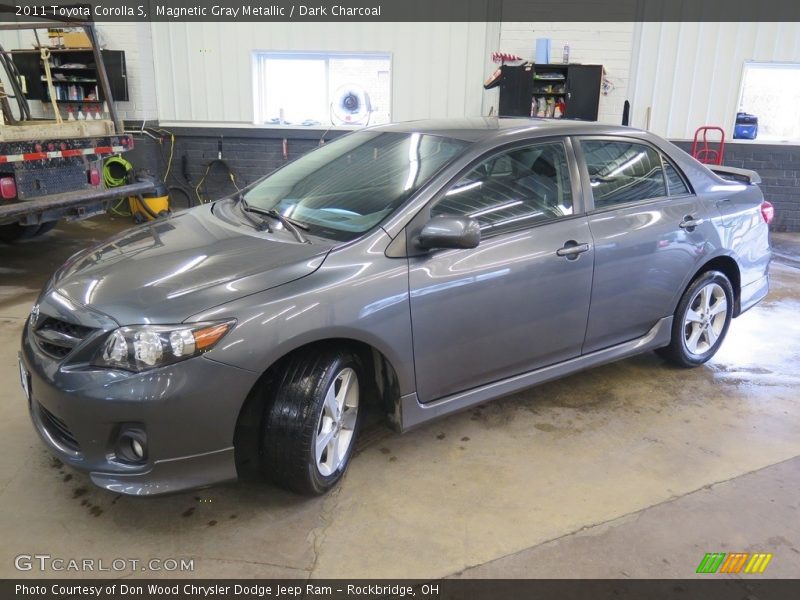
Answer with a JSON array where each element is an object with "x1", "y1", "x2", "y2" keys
[
  {"x1": 407, "y1": 139, "x2": 594, "y2": 403},
  {"x1": 576, "y1": 137, "x2": 715, "y2": 353}
]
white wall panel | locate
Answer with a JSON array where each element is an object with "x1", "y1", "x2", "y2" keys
[
  {"x1": 151, "y1": 21, "x2": 495, "y2": 126},
  {"x1": 629, "y1": 22, "x2": 800, "y2": 139}
]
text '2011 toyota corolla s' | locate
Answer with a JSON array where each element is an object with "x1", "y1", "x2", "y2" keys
[{"x1": 19, "y1": 118, "x2": 772, "y2": 496}]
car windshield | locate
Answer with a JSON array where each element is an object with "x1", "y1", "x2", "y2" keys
[{"x1": 242, "y1": 131, "x2": 469, "y2": 241}]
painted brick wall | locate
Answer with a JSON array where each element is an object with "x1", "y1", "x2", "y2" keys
[
  {"x1": 125, "y1": 128, "x2": 348, "y2": 206},
  {"x1": 498, "y1": 22, "x2": 634, "y2": 125},
  {"x1": 673, "y1": 141, "x2": 800, "y2": 232}
]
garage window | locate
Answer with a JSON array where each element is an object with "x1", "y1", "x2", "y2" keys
[
  {"x1": 581, "y1": 141, "x2": 666, "y2": 208},
  {"x1": 432, "y1": 142, "x2": 573, "y2": 234},
  {"x1": 252, "y1": 51, "x2": 391, "y2": 126},
  {"x1": 738, "y1": 62, "x2": 800, "y2": 141}
]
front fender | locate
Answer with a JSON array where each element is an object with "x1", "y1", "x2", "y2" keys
[{"x1": 190, "y1": 229, "x2": 417, "y2": 395}]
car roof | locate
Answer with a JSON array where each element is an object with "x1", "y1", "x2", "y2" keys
[{"x1": 368, "y1": 117, "x2": 646, "y2": 143}]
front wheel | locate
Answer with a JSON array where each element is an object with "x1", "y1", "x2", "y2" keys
[
  {"x1": 657, "y1": 270, "x2": 734, "y2": 368},
  {"x1": 261, "y1": 348, "x2": 364, "y2": 495}
]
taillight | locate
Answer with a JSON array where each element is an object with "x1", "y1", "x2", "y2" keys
[
  {"x1": 0, "y1": 176, "x2": 16, "y2": 200},
  {"x1": 760, "y1": 200, "x2": 774, "y2": 225},
  {"x1": 88, "y1": 168, "x2": 101, "y2": 186}
]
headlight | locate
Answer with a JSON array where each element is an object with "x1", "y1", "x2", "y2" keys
[{"x1": 93, "y1": 320, "x2": 235, "y2": 372}]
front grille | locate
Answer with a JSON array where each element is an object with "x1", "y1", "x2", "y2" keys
[
  {"x1": 37, "y1": 403, "x2": 80, "y2": 452},
  {"x1": 34, "y1": 316, "x2": 97, "y2": 360}
]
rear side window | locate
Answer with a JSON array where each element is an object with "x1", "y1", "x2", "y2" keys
[
  {"x1": 581, "y1": 140, "x2": 666, "y2": 208},
  {"x1": 432, "y1": 141, "x2": 573, "y2": 235},
  {"x1": 664, "y1": 160, "x2": 691, "y2": 196}
]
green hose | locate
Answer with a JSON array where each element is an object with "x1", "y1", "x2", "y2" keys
[{"x1": 104, "y1": 155, "x2": 133, "y2": 216}]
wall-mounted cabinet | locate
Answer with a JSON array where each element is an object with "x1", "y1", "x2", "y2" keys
[
  {"x1": 11, "y1": 48, "x2": 128, "y2": 105},
  {"x1": 493, "y1": 63, "x2": 602, "y2": 121}
]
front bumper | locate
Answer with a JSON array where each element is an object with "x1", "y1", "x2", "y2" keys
[{"x1": 21, "y1": 315, "x2": 260, "y2": 496}]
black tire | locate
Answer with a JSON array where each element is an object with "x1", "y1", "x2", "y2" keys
[
  {"x1": 261, "y1": 347, "x2": 365, "y2": 495},
  {"x1": 657, "y1": 270, "x2": 734, "y2": 368},
  {"x1": 32, "y1": 220, "x2": 58, "y2": 237},
  {"x1": 0, "y1": 222, "x2": 44, "y2": 243}
]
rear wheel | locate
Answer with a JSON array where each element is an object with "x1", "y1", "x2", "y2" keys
[
  {"x1": 34, "y1": 220, "x2": 58, "y2": 237},
  {"x1": 657, "y1": 270, "x2": 734, "y2": 367},
  {"x1": 0, "y1": 220, "x2": 59, "y2": 242},
  {"x1": 261, "y1": 347, "x2": 364, "y2": 495},
  {"x1": 0, "y1": 223, "x2": 41, "y2": 242}
]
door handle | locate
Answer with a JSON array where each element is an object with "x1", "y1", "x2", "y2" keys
[
  {"x1": 679, "y1": 216, "x2": 705, "y2": 230},
  {"x1": 556, "y1": 241, "x2": 591, "y2": 259}
]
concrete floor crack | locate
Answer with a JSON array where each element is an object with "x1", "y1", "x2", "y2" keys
[
  {"x1": 195, "y1": 556, "x2": 310, "y2": 574},
  {"x1": 308, "y1": 481, "x2": 345, "y2": 577}
]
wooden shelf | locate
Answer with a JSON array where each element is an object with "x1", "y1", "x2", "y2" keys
[{"x1": 42, "y1": 78, "x2": 98, "y2": 83}]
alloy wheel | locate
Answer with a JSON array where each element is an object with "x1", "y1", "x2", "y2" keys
[
  {"x1": 314, "y1": 367, "x2": 359, "y2": 476},
  {"x1": 683, "y1": 282, "x2": 728, "y2": 356}
]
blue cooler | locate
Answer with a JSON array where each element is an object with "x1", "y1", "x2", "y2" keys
[{"x1": 734, "y1": 112, "x2": 758, "y2": 139}]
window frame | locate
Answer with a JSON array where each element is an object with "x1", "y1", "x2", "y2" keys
[
  {"x1": 251, "y1": 50, "x2": 393, "y2": 127},
  {"x1": 573, "y1": 136, "x2": 695, "y2": 213},
  {"x1": 418, "y1": 136, "x2": 586, "y2": 241}
]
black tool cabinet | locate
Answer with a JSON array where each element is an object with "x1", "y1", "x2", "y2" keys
[
  {"x1": 11, "y1": 48, "x2": 128, "y2": 104},
  {"x1": 495, "y1": 63, "x2": 603, "y2": 121}
]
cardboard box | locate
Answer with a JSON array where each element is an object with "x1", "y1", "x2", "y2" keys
[{"x1": 61, "y1": 31, "x2": 92, "y2": 49}]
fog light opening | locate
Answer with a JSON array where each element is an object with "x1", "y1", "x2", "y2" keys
[{"x1": 115, "y1": 426, "x2": 147, "y2": 464}]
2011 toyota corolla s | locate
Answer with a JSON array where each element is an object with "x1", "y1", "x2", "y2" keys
[{"x1": 19, "y1": 118, "x2": 772, "y2": 496}]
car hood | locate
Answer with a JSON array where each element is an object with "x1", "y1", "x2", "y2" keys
[{"x1": 51, "y1": 204, "x2": 333, "y2": 325}]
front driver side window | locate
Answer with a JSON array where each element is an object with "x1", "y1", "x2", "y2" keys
[{"x1": 431, "y1": 142, "x2": 573, "y2": 234}]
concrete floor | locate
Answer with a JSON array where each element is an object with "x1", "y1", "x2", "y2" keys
[{"x1": 1, "y1": 217, "x2": 799, "y2": 580}]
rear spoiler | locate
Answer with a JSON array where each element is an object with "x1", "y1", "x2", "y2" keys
[{"x1": 709, "y1": 165, "x2": 762, "y2": 185}]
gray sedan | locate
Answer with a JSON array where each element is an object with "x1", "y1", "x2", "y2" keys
[{"x1": 19, "y1": 118, "x2": 772, "y2": 495}]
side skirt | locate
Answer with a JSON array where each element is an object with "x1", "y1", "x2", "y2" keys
[{"x1": 399, "y1": 316, "x2": 673, "y2": 432}]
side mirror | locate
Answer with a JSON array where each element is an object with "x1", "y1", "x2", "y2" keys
[{"x1": 416, "y1": 215, "x2": 481, "y2": 250}]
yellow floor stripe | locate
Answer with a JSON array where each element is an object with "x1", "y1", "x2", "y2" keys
[
  {"x1": 745, "y1": 554, "x2": 762, "y2": 573},
  {"x1": 758, "y1": 554, "x2": 773, "y2": 573}
]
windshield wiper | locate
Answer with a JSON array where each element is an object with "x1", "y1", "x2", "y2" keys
[
  {"x1": 237, "y1": 195, "x2": 272, "y2": 232},
  {"x1": 242, "y1": 204, "x2": 310, "y2": 244}
]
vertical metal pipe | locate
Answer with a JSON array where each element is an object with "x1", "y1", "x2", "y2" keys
[{"x1": 84, "y1": 23, "x2": 122, "y2": 133}]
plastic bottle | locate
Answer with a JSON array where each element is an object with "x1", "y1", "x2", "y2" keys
[
  {"x1": 562, "y1": 43, "x2": 570, "y2": 64},
  {"x1": 77, "y1": 108, "x2": 85, "y2": 121},
  {"x1": 66, "y1": 105, "x2": 75, "y2": 121}
]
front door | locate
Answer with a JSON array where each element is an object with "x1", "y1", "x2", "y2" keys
[{"x1": 408, "y1": 140, "x2": 595, "y2": 403}]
